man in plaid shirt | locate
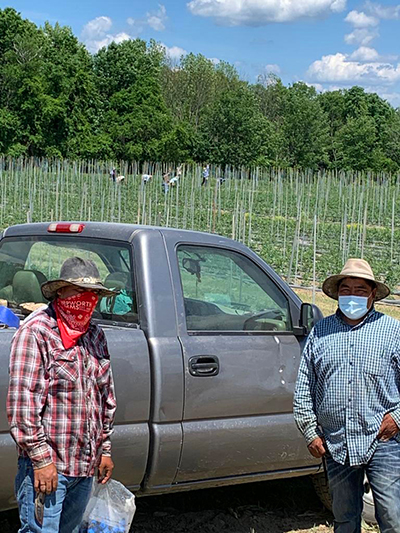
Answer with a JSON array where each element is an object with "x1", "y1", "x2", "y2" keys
[
  {"x1": 294, "y1": 259, "x2": 400, "y2": 533},
  {"x1": 7, "y1": 257, "x2": 118, "y2": 533}
]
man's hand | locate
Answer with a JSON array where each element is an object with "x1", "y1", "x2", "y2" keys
[
  {"x1": 34, "y1": 463, "x2": 58, "y2": 494},
  {"x1": 97, "y1": 456, "x2": 114, "y2": 484},
  {"x1": 307, "y1": 437, "x2": 326, "y2": 458},
  {"x1": 377, "y1": 413, "x2": 399, "y2": 442}
]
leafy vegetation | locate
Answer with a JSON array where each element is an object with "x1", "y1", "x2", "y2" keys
[{"x1": 1, "y1": 8, "x2": 400, "y2": 171}]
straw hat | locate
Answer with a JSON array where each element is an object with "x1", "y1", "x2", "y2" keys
[
  {"x1": 322, "y1": 258, "x2": 390, "y2": 301},
  {"x1": 41, "y1": 257, "x2": 118, "y2": 301}
]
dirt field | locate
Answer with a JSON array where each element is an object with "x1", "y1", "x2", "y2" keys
[{"x1": 0, "y1": 477, "x2": 376, "y2": 532}]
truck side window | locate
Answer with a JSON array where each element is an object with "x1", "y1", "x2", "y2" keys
[
  {"x1": 0, "y1": 237, "x2": 138, "y2": 325},
  {"x1": 177, "y1": 245, "x2": 292, "y2": 332}
]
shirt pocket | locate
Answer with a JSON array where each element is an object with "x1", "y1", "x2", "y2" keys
[
  {"x1": 362, "y1": 348, "x2": 388, "y2": 377},
  {"x1": 49, "y1": 349, "x2": 79, "y2": 382}
]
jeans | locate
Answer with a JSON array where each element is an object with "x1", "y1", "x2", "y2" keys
[
  {"x1": 326, "y1": 439, "x2": 400, "y2": 533},
  {"x1": 15, "y1": 457, "x2": 93, "y2": 533}
]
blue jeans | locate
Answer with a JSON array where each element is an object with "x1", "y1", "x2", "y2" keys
[
  {"x1": 326, "y1": 439, "x2": 400, "y2": 533},
  {"x1": 15, "y1": 457, "x2": 93, "y2": 533}
]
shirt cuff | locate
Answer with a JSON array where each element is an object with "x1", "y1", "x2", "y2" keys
[
  {"x1": 303, "y1": 426, "x2": 323, "y2": 446},
  {"x1": 28, "y1": 444, "x2": 53, "y2": 470},
  {"x1": 388, "y1": 408, "x2": 400, "y2": 430}
]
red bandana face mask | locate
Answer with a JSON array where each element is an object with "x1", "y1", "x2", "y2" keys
[{"x1": 53, "y1": 291, "x2": 99, "y2": 349}]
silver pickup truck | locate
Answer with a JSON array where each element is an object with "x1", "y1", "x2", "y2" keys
[{"x1": 0, "y1": 221, "x2": 326, "y2": 512}]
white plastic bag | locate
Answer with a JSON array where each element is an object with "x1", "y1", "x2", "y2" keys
[{"x1": 79, "y1": 479, "x2": 136, "y2": 533}]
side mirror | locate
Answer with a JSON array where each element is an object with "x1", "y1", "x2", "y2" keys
[{"x1": 295, "y1": 303, "x2": 324, "y2": 336}]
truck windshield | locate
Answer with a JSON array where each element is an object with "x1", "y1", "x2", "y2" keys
[{"x1": 0, "y1": 236, "x2": 137, "y2": 324}]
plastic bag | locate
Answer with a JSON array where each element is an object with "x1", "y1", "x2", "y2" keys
[{"x1": 79, "y1": 479, "x2": 136, "y2": 533}]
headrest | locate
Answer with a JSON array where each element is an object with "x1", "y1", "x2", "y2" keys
[
  {"x1": 104, "y1": 272, "x2": 132, "y2": 291},
  {"x1": 13, "y1": 270, "x2": 48, "y2": 303}
]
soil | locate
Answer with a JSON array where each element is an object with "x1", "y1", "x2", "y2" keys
[
  {"x1": 132, "y1": 477, "x2": 333, "y2": 533},
  {"x1": 0, "y1": 477, "x2": 376, "y2": 533}
]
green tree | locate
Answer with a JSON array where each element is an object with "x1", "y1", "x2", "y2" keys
[
  {"x1": 94, "y1": 39, "x2": 172, "y2": 161},
  {"x1": 198, "y1": 84, "x2": 271, "y2": 166},
  {"x1": 253, "y1": 74, "x2": 288, "y2": 165},
  {"x1": 283, "y1": 82, "x2": 329, "y2": 168}
]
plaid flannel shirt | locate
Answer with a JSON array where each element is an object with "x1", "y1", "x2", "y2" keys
[
  {"x1": 7, "y1": 305, "x2": 117, "y2": 477},
  {"x1": 294, "y1": 308, "x2": 400, "y2": 466}
]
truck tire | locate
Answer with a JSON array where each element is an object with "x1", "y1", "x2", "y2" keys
[
  {"x1": 312, "y1": 472, "x2": 332, "y2": 511},
  {"x1": 311, "y1": 473, "x2": 377, "y2": 525}
]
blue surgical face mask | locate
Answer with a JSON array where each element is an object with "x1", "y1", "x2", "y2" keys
[{"x1": 338, "y1": 295, "x2": 370, "y2": 320}]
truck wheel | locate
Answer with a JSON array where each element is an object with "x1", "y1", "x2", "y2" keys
[
  {"x1": 311, "y1": 473, "x2": 377, "y2": 525},
  {"x1": 312, "y1": 472, "x2": 332, "y2": 511}
]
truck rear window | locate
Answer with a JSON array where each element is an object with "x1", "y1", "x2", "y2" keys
[{"x1": 0, "y1": 236, "x2": 137, "y2": 325}]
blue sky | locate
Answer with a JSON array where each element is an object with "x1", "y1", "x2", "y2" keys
[{"x1": 3, "y1": 0, "x2": 400, "y2": 106}]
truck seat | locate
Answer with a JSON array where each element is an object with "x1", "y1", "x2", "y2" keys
[
  {"x1": 0, "y1": 261, "x2": 23, "y2": 301},
  {"x1": 104, "y1": 272, "x2": 131, "y2": 291},
  {"x1": 12, "y1": 270, "x2": 48, "y2": 304},
  {"x1": 102, "y1": 272, "x2": 138, "y2": 321}
]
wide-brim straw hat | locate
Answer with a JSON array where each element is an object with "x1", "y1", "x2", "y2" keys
[
  {"x1": 322, "y1": 258, "x2": 390, "y2": 301},
  {"x1": 41, "y1": 257, "x2": 118, "y2": 301}
]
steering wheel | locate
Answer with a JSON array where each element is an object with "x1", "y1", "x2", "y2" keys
[{"x1": 243, "y1": 310, "x2": 284, "y2": 331}]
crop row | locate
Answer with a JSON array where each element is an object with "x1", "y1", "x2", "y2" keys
[{"x1": 1, "y1": 158, "x2": 399, "y2": 290}]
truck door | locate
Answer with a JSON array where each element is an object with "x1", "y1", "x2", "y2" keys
[{"x1": 167, "y1": 241, "x2": 315, "y2": 483}]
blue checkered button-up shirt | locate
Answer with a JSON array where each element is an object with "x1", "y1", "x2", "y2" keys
[{"x1": 294, "y1": 308, "x2": 400, "y2": 466}]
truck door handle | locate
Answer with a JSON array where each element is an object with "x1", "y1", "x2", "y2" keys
[{"x1": 188, "y1": 356, "x2": 219, "y2": 377}]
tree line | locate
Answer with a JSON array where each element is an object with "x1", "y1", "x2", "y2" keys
[{"x1": 1, "y1": 7, "x2": 400, "y2": 171}]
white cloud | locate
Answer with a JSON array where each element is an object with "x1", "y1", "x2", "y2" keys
[
  {"x1": 81, "y1": 16, "x2": 112, "y2": 40},
  {"x1": 81, "y1": 17, "x2": 130, "y2": 53},
  {"x1": 265, "y1": 63, "x2": 281, "y2": 74},
  {"x1": 345, "y1": 10, "x2": 378, "y2": 27},
  {"x1": 110, "y1": 32, "x2": 130, "y2": 45},
  {"x1": 146, "y1": 4, "x2": 167, "y2": 31},
  {"x1": 305, "y1": 82, "x2": 325, "y2": 91},
  {"x1": 187, "y1": 0, "x2": 347, "y2": 26},
  {"x1": 90, "y1": 32, "x2": 130, "y2": 53},
  {"x1": 364, "y1": 1, "x2": 400, "y2": 19},
  {"x1": 349, "y1": 47, "x2": 398, "y2": 62},
  {"x1": 307, "y1": 52, "x2": 400, "y2": 85},
  {"x1": 350, "y1": 46, "x2": 379, "y2": 61},
  {"x1": 344, "y1": 28, "x2": 379, "y2": 45},
  {"x1": 161, "y1": 43, "x2": 187, "y2": 60},
  {"x1": 209, "y1": 57, "x2": 221, "y2": 65}
]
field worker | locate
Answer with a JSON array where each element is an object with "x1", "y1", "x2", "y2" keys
[
  {"x1": 7, "y1": 257, "x2": 118, "y2": 533},
  {"x1": 294, "y1": 258, "x2": 400, "y2": 533},
  {"x1": 169, "y1": 175, "x2": 179, "y2": 187},
  {"x1": 162, "y1": 170, "x2": 170, "y2": 194},
  {"x1": 142, "y1": 173, "x2": 152, "y2": 184},
  {"x1": 201, "y1": 164, "x2": 209, "y2": 186},
  {"x1": 110, "y1": 168, "x2": 116, "y2": 182}
]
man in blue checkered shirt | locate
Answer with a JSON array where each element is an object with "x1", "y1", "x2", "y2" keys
[{"x1": 294, "y1": 258, "x2": 400, "y2": 533}]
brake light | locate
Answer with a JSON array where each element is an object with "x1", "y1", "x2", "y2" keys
[{"x1": 48, "y1": 223, "x2": 85, "y2": 233}]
